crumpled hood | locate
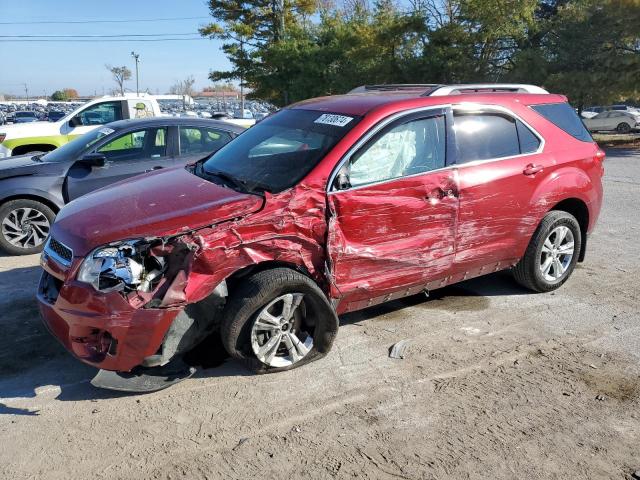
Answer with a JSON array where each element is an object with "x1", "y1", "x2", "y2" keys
[{"x1": 51, "y1": 166, "x2": 264, "y2": 256}]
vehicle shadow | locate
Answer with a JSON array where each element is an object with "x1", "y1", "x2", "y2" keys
[
  {"x1": 0, "y1": 268, "x2": 530, "y2": 405},
  {"x1": 604, "y1": 146, "x2": 640, "y2": 157},
  {"x1": 340, "y1": 270, "x2": 529, "y2": 325}
]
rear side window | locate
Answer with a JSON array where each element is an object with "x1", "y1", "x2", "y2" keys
[
  {"x1": 454, "y1": 113, "x2": 520, "y2": 163},
  {"x1": 516, "y1": 120, "x2": 541, "y2": 153},
  {"x1": 179, "y1": 127, "x2": 232, "y2": 155},
  {"x1": 531, "y1": 103, "x2": 592, "y2": 142}
]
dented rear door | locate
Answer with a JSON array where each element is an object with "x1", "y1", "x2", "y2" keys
[{"x1": 326, "y1": 108, "x2": 458, "y2": 312}]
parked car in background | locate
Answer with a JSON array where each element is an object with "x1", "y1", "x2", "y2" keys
[
  {"x1": 581, "y1": 106, "x2": 604, "y2": 119},
  {"x1": 582, "y1": 110, "x2": 640, "y2": 133},
  {"x1": 38, "y1": 83, "x2": 604, "y2": 391},
  {"x1": 610, "y1": 104, "x2": 640, "y2": 114},
  {"x1": 0, "y1": 94, "x2": 164, "y2": 158},
  {"x1": 0, "y1": 117, "x2": 243, "y2": 255},
  {"x1": 13, "y1": 111, "x2": 39, "y2": 123},
  {"x1": 47, "y1": 110, "x2": 66, "y2": 122},
  {"x1": 233, "y1": 108, "x2": 254, "y2": 120},
  {"x1": 581, "y1": 104, "x2": 640, "y2": 119}
]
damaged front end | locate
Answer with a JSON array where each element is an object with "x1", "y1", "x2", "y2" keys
[{"x1": 62, "y1": 237, "x2": 228, "y2": 391}]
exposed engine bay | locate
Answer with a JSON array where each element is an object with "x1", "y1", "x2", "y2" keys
[{"x1": 77, "y1": 239, "x2": 168, "y2": 294}]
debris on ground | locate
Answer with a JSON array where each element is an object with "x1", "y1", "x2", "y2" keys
[
  {"x1": 232, "y1": 438, "x2": 249, "y2": 451},
  {"x1": 389, "y1": 339, "x2": 410, "y2": 359}
]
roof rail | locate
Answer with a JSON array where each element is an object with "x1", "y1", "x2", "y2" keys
[
  {"x1": 428, "y1": 84, "x2": 548, "y2": 96},
  {"x1": 349, "y1": 84, "x2": 443, "y2": 94}
]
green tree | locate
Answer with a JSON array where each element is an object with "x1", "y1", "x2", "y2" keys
[
  {"x1": 509, "y1": 0, "x2": 640, "y2": 110},
  {"x1": 50, "y1": 90, "x2": 67, "y2": 101},
  {"x1": 200, "y1": 0, "x2": 640, "y2": 107}
]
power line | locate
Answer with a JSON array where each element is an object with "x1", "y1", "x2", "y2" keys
[
  {"x1": 0, "y1": 33, "x2": 198, "y2": 38},
  {"x1": 0, "y1": 38, "x2": 207, "y2": 43},
  {"x1": 0, "y1": 16, "x2": 211, "y2": 25}
]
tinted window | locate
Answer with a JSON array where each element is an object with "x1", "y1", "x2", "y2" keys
[
  {"x1": 179, "y1": 127, "x2": 232, "y2": 155},
  {"x1": 78, "y1": 101, "x2": 123, "y2": 126},
  {"x1": 97, "y1": 127, "x2": 167, "y2": 160},
  {"x1": 201, "y1": 109, "x2": 361, "y2": 193},
  {"x1": 531, "y1": 103, "x2": 592, "y2": 142},
  {"x1": 516, "y1": 120, "x2": 541, "y2": 153},
  {"x1": 348, "y1": 115, "x2": 446, "y2": 188},
  {"x1": 454, "y1": 113, "x2": 520, "y2": 163},
  {"x1": 42, "y1": 126, "x2": 114, "y2": 162}
]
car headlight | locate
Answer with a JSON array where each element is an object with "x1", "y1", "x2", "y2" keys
[{"x1": 77, "y1": 240, "x2": 166, "y2": 292}]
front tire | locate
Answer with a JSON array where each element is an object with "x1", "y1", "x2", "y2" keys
[
  {"x1": 512, "y1": 211, "x2": 582, "y2": 292},
  {"x1": 221, "y1": 268, "x2": 339, "y2": 373},
  {"x1": 0, "y1": 199, "x2": 55, "y2": 255}
]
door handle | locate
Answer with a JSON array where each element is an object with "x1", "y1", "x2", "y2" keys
[
  {"x1": 523, "y1": 163, "x2": 543, "y2": 176},
  {"x1": 426, "y1": 186, "x2": 458, "y2": 202}
]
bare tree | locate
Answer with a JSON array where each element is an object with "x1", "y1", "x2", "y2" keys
[
  {"x1": 106, "y1": 65, "x2": 132, "y2": 96},
  {"x1": 169, "y1": 76, "x2": 196, "y2": 109}
]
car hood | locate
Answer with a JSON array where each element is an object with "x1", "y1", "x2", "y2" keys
[
  {"x1": 51, "y1": 166, "x2": 265, "y2": 256},
  {"x1": 0, "y1": 120, "x2": 61, "y2": 139},
  {"x1": 0, "y1": 154, "x2": 65, "y2": 179}
]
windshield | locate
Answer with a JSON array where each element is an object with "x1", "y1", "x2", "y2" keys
[
  {"x1": 200, "y1": 109, "x2": 361, "y2": 193},
  {"x1": 42, "y1": 126, "x2": 116, "y2": 162}
]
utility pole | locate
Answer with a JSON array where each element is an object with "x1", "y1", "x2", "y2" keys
[
  {"x1": 131, "y1": 51, "x2": 140, "y2": 95},
  {"x1": 22, "y1": 83, "x2": 28, "y2": 101},
  {"x1": 240, "y1": 38, "x2": 245, "y2": 115}
]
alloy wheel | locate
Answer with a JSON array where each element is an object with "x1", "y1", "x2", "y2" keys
[
  {"x1": 539, "y1": 226, "x2": 574, "y2": 282},
  {"x1": 250, "y1": 293, "x2": 314, "y2": 368},
  {"x1": 1, "y1": 207, "x2": 50, "y2": 249}
]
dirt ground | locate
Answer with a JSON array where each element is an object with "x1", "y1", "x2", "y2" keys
[{"x1": 1, "y1": 149, "x2": 639, "y2": 480}]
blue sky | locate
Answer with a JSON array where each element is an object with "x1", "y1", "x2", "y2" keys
[{"x1": 0, "y1": 0, "x2": 231, "y2": 96}]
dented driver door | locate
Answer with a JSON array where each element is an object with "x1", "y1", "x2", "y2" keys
[{"x1": 326, "y1": 108, "x2": 459, "y2": 312}]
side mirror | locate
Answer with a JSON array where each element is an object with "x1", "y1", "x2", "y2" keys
[
  {"x1": 335, "y1": 170, "x2": 351, "y2": 191},
  {"x1": 79, "y1": 153, "x2": 107, "y2": 168},
  {"x1": 69, "y1": 115, "x2": 82, "y2": 128}
]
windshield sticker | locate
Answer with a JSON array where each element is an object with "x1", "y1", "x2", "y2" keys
[
  {"x1": 314, "y1": 114, "x2": 353, "y2": 127},
  {"x1": 98, "y1": 127, "x2": 115, "y2": 136}
]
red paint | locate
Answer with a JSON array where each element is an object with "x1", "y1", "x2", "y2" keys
[{"x1": 38, "y1": 90, "x2": 604, "y2": 371}]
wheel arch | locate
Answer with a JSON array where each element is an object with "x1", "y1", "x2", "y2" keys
[
  {"x1": 224, "y1": 260, "x2": 321, "y2": 292},
  {"x1": 530, "y1": 166, "x2": 596, "y2": 263},
  {"x1": 0, "y1": 192, "x2": 62, "y2": 214},
  {"x1": 549, "y1": 197, "x2": 589, "y2": 262},
  {"x1": 11, "y1": 143, "x2": 58, "y2": 156}
]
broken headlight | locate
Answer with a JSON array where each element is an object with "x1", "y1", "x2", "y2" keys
[{"x1": 77, "y1": 240, "x2": 166, "y2": 293}]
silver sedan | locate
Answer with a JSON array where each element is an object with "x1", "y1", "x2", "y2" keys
[{"x1": 583, "y1": 111, "x2": 640, "y2": 133}]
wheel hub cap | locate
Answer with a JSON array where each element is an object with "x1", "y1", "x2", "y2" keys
[
  {"x1": 2, "y1": 207, "x2": 50, "y2": 249},
  {"x1": 539, "y1": 226, "x2": 575, "y2": 282},
  {"x1": 250, "y1": 293, "x2": 314, "y2": 368}
]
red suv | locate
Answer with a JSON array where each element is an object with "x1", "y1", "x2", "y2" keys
[{"x1": 38, "y1": 84, "x2": 604, "y2": 383}]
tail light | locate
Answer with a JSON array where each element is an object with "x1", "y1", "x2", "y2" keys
[{"x1": 595, "y1": 147, "x2": 605, "y2": 177}]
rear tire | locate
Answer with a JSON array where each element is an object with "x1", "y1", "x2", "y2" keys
[
  {"x1": 0, "y1": 199, "x2": 55, "y2": 255},
  {"x1": 220, "y1": 268, "x2": 338, "y2": 374},
  {"x1": 616, "y1": 122, "x2": 631, "y2": 134},
  {"x1": 512, "y1": 211, "x2": 581, "y2": 293}
]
